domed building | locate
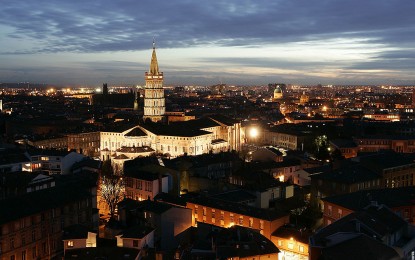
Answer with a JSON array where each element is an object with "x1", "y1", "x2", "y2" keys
[
  {"x1": 273, "y1": 85, "x2": 283, "y2": 100},
  {"x1": 300, "y1": 92, "x2": 309, "y2": 104}
]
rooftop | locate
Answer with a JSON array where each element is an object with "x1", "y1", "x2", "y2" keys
[
  {"x1": 311, "y1": 204, "x2": 407, "y2": 247},
  {"x1": 322, "y1": 186, "x2": 415, "y2": 211},
  {"x1": 0, "y1": 185, "x2": 91, "y2": 224},
  {"x1": 187, "y1": 196, "x2": 288, "y2": 221}
]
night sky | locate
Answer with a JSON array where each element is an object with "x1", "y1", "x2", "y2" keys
[{"x1": 1, "y1": 0, "x2": 414, "y2": 86}]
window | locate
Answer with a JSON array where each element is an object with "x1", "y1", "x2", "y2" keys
[
  {"x1": 10, "y1": 256, "x2": 15, "y2": 260},
  {"x1": 211, "y1": 209, "x2": 215, "y2": 219},
  {"x1": 338, "y1": 209, "x2": 342, "y2": 218},
  {"x1": 21, "y1": 250, "x2": 26, "y2": 260},
  {"x1": 239, "y1": 216, "x2": 243, "y2": 225},
  {"x1": 249, "y1": 218, "x2": 253, "y2": 228},
  {"x1": 278, "y1": 240, "x2": 282, "y2": 246},
  {"x1": 133, "y1": 240, "x2": 139, "y2": 247},
  {"x1": 299, "y1": 245, "x2": 304, "y2": 253},
  {"x1": 327, "y1": 205, "x2": 332, "y2": 216},
  {"x1": 32, "y1": 247, "x2": 37, "y2": 258},
  {"x1": 203, "y1": 207, "x2": 206, "y2": 216},
  {"x1": 10, "y1": 237, "x2": 14, "y2": 249},
  {"x1": 288, "y1": 243, "x2": 294, "y2": 250},
  {"x1": 32, "y1": 230, "x2": 36, "y2": 242},
  {"x1": 67, "y1": 241, "x2": 74, "y2": 248}
]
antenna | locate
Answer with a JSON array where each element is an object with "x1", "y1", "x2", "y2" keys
[{"x1": 153, "y1": 37, "x2": 156, "y2": 49}]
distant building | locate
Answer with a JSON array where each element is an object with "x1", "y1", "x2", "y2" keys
[
  {"x1": 299, "y1": 92, "x2": 309, "y2": 104},
  {"x1": 273, "y1": 85, "x2": 283, "y2": 100},
  {"x1": 91, "y1": 83, "x2": 135, "y2": 108}
]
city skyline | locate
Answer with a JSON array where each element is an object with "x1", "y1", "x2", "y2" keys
[{"x1": 1, "y1": 0, "x2": 415, "y2": 86}]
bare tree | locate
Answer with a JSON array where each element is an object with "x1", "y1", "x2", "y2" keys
[{"x1": 99, "y1": 160, "x2": 124, "y2": 219}]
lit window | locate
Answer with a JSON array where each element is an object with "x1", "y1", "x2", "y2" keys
[{"x1": 67, "y1": 241, "x2": 73, "y2": 247}]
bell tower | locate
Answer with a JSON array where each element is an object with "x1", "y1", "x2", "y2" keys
[{"x1": 143, "y1": 40, "x2": 165, "y2": 123}]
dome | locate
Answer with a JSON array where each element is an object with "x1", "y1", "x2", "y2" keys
[{"x1": 274, "y1": 86, "x2": 283, "y2": 94}]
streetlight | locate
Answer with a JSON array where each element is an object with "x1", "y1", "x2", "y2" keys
[{"x1": 249, "y1": 127, "x2": 259, "y2": 139}]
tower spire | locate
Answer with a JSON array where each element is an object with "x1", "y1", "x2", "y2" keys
[{"x1": 149, "y1": 39, "x2": 159, "y2": 75}]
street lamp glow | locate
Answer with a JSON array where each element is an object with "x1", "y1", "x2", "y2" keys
[{"x1": 249, "y1": 128, "x2": 259, "y2": 138}]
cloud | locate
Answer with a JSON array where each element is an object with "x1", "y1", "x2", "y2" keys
[{"x1": 0, "y1": 0, "x2": 415, "y2": 84}]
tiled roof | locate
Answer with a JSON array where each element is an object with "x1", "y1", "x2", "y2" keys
[
  {"x1": 322, "y1": 186, "x2": 415, "y2": 210},
  {"x1": 208, "y1": 114, "x2": 239, "y2": 126},
  {"x1": 101, "y1": 122, "x2": 138, "y2": 133},
  {"x1": 124, "y1": 127, "x2": 147, "y2": 137},
  {"x1": 311, "y1": 205, "x2": 407, "y2": 247},
  {"x1": 187, "y1": 196, "x2": 288, "y2": 221},
  {"x1": 210, "y1": 190, "x2": 256, "y2": 203},
  {"x1": 309, "y1": 164, "x2": 381, "y2": 184},
  {"x1": 140, "y1": 122, "x2": 211, "y2": 137}
]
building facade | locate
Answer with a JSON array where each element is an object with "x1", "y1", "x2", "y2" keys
[{"x1": 186, "y1": 197, "x2": 289, "y2": 240}]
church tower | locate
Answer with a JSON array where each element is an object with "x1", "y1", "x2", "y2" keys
[{"x1": 143, "y1": 41, "x2": 165, "y2": 123}]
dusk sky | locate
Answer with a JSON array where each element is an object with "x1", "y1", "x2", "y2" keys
[{"x1": 1, "y1": 0, "x2": 415, "y2": 86}]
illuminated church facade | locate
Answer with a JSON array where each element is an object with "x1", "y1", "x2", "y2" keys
[{"x1": 100, "y1": 43, "x2": 242, "y2": 162}]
